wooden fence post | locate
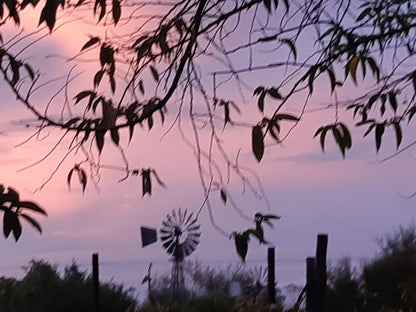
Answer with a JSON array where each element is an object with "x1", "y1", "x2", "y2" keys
[
  {"x1": 316, "y1": 234, "x2": 328, "y2": 312},
  {"x1": 92, "y1": 253, "x2": 99, "y2": 312},
  {"x1": 306, "y1": 234, "x2": 328, "y2": 312},
  {"x1": 267, "y1": 247, "x2": 276, "y2": 304},
  {"x1": 306, "y1": 257, "x2": 316, "y2": 312}
]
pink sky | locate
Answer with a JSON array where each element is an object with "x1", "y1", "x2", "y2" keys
[{"x1": 0, "y1": 2, "x2": 415, "y2": 300}]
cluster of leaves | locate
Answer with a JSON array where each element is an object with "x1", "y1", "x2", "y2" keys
[
  {"x1": 0, "y1": 260, "x2": 135, "y2": 312},
  {"x1": 233, "y1": 213, "x2": 280, "y2": 262},
  {"x1": 0, "y1": 185, "x2": 47, "y2": 242},
  {"x1": 67, "y1": 165, "x2": 164, "y2": 196}
]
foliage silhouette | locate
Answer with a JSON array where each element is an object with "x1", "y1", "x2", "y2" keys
[
  {"x1": 325, "y1": 225, "x2": 416, "y2": 312},
  {"x1": 0, "y1": 259, "x2": 135, "y2": 312}
]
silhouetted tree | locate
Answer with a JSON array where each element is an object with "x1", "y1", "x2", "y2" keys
[
  {"x1": 0, "y1": 260, "x2": 135, "y2": 312},
  {"x1": 363, "y1": 225, "x2": 416, "y2": 312},
  {"x1": 327, "y1": 257, "x2": 364, "y2": 312}
]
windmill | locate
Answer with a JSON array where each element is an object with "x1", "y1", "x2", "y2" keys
[{"x1": 140, "y1": 208, "x2": 201, "y2": 299}]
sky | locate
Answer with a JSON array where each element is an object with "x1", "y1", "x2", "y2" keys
[{"x1": 0, "y1": 1, "x2": 416, "y2": 303}]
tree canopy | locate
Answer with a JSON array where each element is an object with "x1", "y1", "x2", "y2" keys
[
  {"x1": 1, "y1": 0, "x2": 416, "y2": 257},
  {"x1": 0, "y1": 259, "x2": 135, "y2": 312}
]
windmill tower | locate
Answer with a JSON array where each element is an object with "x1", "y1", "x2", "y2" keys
[{"x1": 141, "y1": 208, "x2": 201, "y2": 300}]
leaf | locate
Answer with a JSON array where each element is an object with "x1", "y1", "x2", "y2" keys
[
  {"x1": 151, "y1": 169, "x2": 166, "y2": 188},
  {"x1": 128, "y1": 124, "x2": 135, "y2": 143},
  {"x1": 100, "y1": 44, "x2": 114, "y2": 66},
  {"x1": 253, "y1": 86, "x2": 264, "y2": 95},
  {"x1": 263, "y1": 0, "x2": 272, "y2": 13},
  {"x1": 248, "y1": 226, "x2": 266, "y2": 244},
  {"x1": 95, "y1": 130, "x2": 105, "y2": 154},
  {"x1": 81, "y1": 37, "x2": 100, "y2": 51},
  {"x1": 234, "y1": 233, "x2": 249, "y2": 262},
  {"x1": 327, "y1": 67, "x2": 336, "y2": 93},
  {"x1": 348, "y1": 56, "x2": 360, "y2": 84},
  {"x1": 3, "y1": 210, "x2": 21, "y2": 241},
  {"x1": 147, "y1": 116, "x2": 154, "y2": 130},
  {"x1": 93, "y1": 70, "x2": 104, "y2": 88},
  {"x1": 366, "y1": 57, "x2": 380, "y2": 81},
  {"x1": 263, "y1": 214, "x2": 281, "y2": 221},
  {"x1": 411, "y1": 70, "x2": 416, "y2": 93},
  {"x1": 332, "y1": 127, "x2": 345, "y2": 158},
  {"x1": 94, "y1": 0, "x2": 106, "y2": 21},
  {"x1": 12, "y1": 215, "x2": 21, "y2": 242},
  {"x1": 314, "y1": 126, "x2": 329, "y2": 151},
  {"x1": 220, "y1": 189, "x2": 227, "y2": 204},
  {"x1": 150, "y1": 66, "x2": 159, "y2": 82},
  {"x1": 109, "y1": 75, "x2": 116, "y2": 93},
  {"x1": 338, "y1": 123, "x2": 352, "y2": 149},
  {"x1": 18, "y1": 201, "x2": 47, "y2": 215},
  {"x1": 39, "y1": 0, "x2": 64, "y2": 31},
  {"x1": 307, "y1": 66, "x2": 317, "y2": 94},
  {"x1": 3, "y1": 210, "x2": 13, "y2": 238},
  {"x1": 78, "y1": 169, "x2": 87, "y2": 193},
  {"x1": 393, "y1": 122, "x2": 402, "y2": 149},
  {"x1": 110, "y1": 128, "x2": 120, "y2": 146},
  {"x1": 112, "y1": 0, "x2": 121, "y2": 24},
  {"x1": 408, "y1": 106, "x2": 416, "y2": 122},
  {"x1": 252, "y1": 126, "x2": 264, "y2": 162},
  {"x1": 7, "y1": 187, "x2": 19, "y2": 205},
  {"x1": 141, "y1": 169, "x2": 152, "y2": 196},
  {"x1": 24, "y1": 64, "x2": 35, "y2": 80},
  {"x1": 388, "y1": 92, "x2": 398, "y2": 112},
  {"x1": 267, "y1": 87, "x2": 282, "y2": 99},
  {"x1": 275, "y1": 114, "x2": 299, "y2": 121},
  {"x1": 259, "y1": 35, "x2": 278, "y2": 42},
  {"x1": 74, "y1": 90, "x2": 96, "y2": 105},
  {"x1": 281, "y1": 38, "x2": 297, "y2": 60},
  {"x1": 356, "y1": 7, "x2": 371, "y2": 22},
  {"x1": 20, "y1": 213, "x2": 42, "y2": 234},
  {"x1": 257, "y1": 91, "x2": 266, "y2": 112},
  {"x1": 138, "y1": 80, "x2": 145, "y2": 94},
  {"x1": 141, "y1": 274, "x2": 151, "y2": 284},
  {"x1": 375, "y1": 123, "x2": 385, "y2": 152}
]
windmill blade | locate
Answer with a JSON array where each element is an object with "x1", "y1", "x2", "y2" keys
[
  {"x1": 167, "y1": 241, "x2": 177, "y2": 254},
  {"x1": 162, "y1": 238, "x2": 174, "y2": 250},
  {"x1": 163, "y1": 216, "x2": 175, "y2": 228},
  {"x1": 188, "y1": 231, "x2": 201, "y2": 238},
  {"x1": 180, "y1": 208, "x2": 187, "y2": 225},
  {"x1": 172, "y1": 209, "x2": 179, "y2": 225},
  {"x1": 183, "y1": 241, "x2": 192, "y2": 257},
  {"x1": 160, "y1": 234, "x2": 174, "y2": 241},
  {"x1": 178, "y1": 208, "x2": 185, "y2": 225},
  {"x1": 160, "y1": 227, "x2": 173, "y2": 235},
  {"x1": 185, "y1": 240, "x2": 198, "y2": 254},
  {"x1": 185, "y1": 212, "x2": 194, "y2": 226},
  {"x1": 187, "y1": 224, "x2": 201, "y2": 232},
  {"x1": 140, "y1": 226, "x2": 158, "y2": 247}
]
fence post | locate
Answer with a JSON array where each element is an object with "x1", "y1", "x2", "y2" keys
[
  {"x1": 267, "y1": 247, "x2": 276, "y2": 304},
  {"x1": 92, "y1": 253, "x2": 99, "y2": 312},
  {"x1": 306, "y1": 257, "x2": 316, "y2": 312},
  {"x1": 316, "y1": 234, "x2": 328, "y2": 312}
]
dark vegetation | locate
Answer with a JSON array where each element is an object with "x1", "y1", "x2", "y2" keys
[
  {"x1": 0, "y1": 225, "x2": 414, "y2": 311},
  {"x1": 327, "y1": 225, "x2": 416, "y2": 312},
  {"x1": 0, "y1": 260, "x2": 135, "y2": 312}
]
